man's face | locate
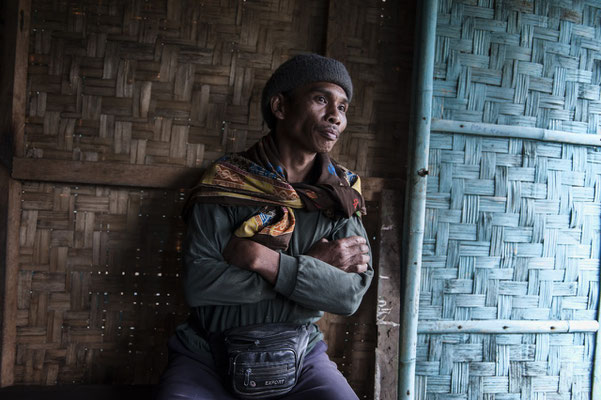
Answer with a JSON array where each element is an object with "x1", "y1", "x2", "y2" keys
[{"x1": 276, "y1": 82, "x2": 349, "y2": 154}]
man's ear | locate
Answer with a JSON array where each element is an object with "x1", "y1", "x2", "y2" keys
[{"x1": 270, "y1": 94, "x2": 286, "y2": 122}]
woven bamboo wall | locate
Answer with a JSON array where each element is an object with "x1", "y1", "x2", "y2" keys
[
  {"x1": 419, "y1": 0, "x2": 601, "y2": 399},
  {"x1": 4, "y1": 0, "x2": 414, "y2": 394},
  {"x1": 24, "y1": 0, "x2": 411, "y2": 178},
  {"x1": 15, "y1": 182, "x2": 188, "y2": 384}
]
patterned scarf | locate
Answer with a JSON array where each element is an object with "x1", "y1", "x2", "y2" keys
[{"x1": 182, "y1": 134, "x2": 366, "y2": 250}]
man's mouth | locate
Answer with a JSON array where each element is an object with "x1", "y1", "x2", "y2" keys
[{"x1": 317, "y1": 128, "x2": 338, "y2": 141}]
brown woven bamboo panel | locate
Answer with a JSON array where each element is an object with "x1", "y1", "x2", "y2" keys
[
  {"x1": 326, "y1": 0, "x2": 415, "y2": 177},
  {"x1": 24, "y1": 0, "x2": 413, "y2": 178},
  {"x1": 25, "y1": 0, "x2": 328, "y2": 167},
  {"x1": 433, "y1": 0, "x2": 601, "y2": 135},
  {"x1": 14, "y1": 182, "x2": 189, "y2": 384},
  {"x1": 419, "y1": 132, "x2": 601, "y2": 399},
  {"x1": 12, "y1": 0, "x2": 414, "y2": 393},
  {"x1": 13, "y1": 182, "x2": 383, "y2": 390}
]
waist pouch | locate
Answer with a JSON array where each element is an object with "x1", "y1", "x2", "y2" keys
[{"x1": 211, "y1": 323, "x2": 311, "y2": 399}]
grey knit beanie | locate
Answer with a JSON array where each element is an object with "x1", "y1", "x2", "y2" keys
[{"x1": 261, "y1": 53, "x2": 353, "y2": 129}]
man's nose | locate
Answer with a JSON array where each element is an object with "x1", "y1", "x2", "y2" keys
[{"x1": 325, "y1": 107, "x2": 341, "y2": 125}]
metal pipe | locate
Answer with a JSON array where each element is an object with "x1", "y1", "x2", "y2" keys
[
  {"x1": 593, "y1": 289, "x2": 601, "y2": 398},
  {"x1": 418, "y1": 320, "x2": 599, "y2": 334},
  {"x1": 398, "y1": 1, "x2": 438, "y2": 399},
  {"x1": 431, "y1": 119, "x2": 601, "y2": 147}
]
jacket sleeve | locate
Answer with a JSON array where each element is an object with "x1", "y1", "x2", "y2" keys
[
  {"x1": 273, "y1": 215, "x2": 374, "y2": 316},
  {"x1": 183, "y1": 203, "x2": 277, "y2": 307}
]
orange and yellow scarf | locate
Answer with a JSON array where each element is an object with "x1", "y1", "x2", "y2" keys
[{"x1": 183, "y1": 134, "x2": 365, "y2": 250}]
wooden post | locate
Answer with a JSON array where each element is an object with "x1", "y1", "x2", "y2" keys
[
  {"x1": 0, "y1": 0, "x2": 30, "y2": 386},
  {"x1": 374, "y1": 189, "x2": 403, "y2": 400},
  {"x1": 0, "y1": 169, "x2": 21, "y2": 387},
  {"x1": 0, "y1": 0, "x2": 30, "y2": 166}
]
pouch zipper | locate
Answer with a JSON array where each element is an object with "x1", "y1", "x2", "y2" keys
[
  {"x1": 235, "y1": 362, "x2": 293, "y2": 376},
  {"x1": 225, "y1": 329, "x2": 299, "y2": 344}
]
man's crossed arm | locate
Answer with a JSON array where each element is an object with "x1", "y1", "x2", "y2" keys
[{"x1": 222, "y1": 236, "x2": 370, "y2": 285}]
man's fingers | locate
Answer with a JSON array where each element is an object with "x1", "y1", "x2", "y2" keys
[
  {"x1": 339, "y1": 254, "x2": 370, "y2": 271},
  {"x1": 307, "y1": 236, "x2": 369, "y2": 271},
  {"x1": 352, "y1": 254, "x2": 370, "y2": 265},
  {"x1": 346, "y1": 264, "x2": 368, "y2": 274},
  {"x1": 337, "y1": 236, "x2": 366, "y2": 247},
  {"x1": 342, "y1": 243, "x2": 369, "y2": 257}
]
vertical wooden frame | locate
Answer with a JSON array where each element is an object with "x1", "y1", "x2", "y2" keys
[
  {"x1": 0, "y1": 0, "x2": 30, "y2": 387},
  {"x1": 1, "y1": 0, "x2": 30, "y2": 163},
  {"x1": 11, "y1": 0, "x2": 31, "y2": 159},
  {"x1": 374, "y1": 189, "x2": 403, "y2": 400},
  {"x1": 0, "y1": 174, "x2": 21, "y2": 387}
]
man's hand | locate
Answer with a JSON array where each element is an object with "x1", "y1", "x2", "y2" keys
[
  {"x1": 306, "y1": 236, "x2": 370, "y2": 273},
  {"x1": 222, "y1": 236, "x2": 280, "y2": 285}
]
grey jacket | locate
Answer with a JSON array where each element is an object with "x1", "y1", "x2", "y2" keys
[{"x1": 175, "y1": 202, "x2": 373, "y2": 361}]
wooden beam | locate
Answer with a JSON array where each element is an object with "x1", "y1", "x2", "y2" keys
[
  {"x1": 11, "y1": 157, "x2": 204, "y2": 189},
  {"x1": 11, "y1": 157, "x2": 400, "y2": 201},
  {"x1": 0, "y1": 167, "x2": 21, "y2": 387}
]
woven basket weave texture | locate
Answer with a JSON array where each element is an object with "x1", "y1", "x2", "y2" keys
[
  {"x1": 12, "y1": 0, "x2": 413, "y2": 394},
  {"x1": 421, "y1": 0, "x2": 601, "y2": 398}
]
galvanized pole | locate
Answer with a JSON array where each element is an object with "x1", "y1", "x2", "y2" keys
[
  {"x1": 593, "y1": 291, "x2": 601, "y2": 398},
  {"x1": 398, "y1": 0, "x2": 438, "y2": 399}
]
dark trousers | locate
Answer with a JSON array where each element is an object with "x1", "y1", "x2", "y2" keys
[{"x1": 156, "y1": 335, "x2": 359, "y2": 400}]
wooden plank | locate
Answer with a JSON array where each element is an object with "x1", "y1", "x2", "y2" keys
[
  {"x1": 11, "y1": 157, "x2": 399, "y2": 199},
  {"x1": 374, "y1": 189, "x2": 403, "y2": 400},
  {"x1": 11, "y1": 0, "x2": 30, "y2": 159},
  {"x1": 0, "y1": 167, "x2": 21, "y2": 387},
  {"x1": 0, "y1": 0, "x2": 30, "y2": 166},
  {"x1": 11, "y1": 157, "x2": 203, "y2": 189}
]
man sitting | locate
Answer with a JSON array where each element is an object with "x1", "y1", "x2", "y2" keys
[{"x1": 157, "y1": 53, "x2": 373, "y2": 400}]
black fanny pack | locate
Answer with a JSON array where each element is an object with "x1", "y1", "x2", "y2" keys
[{"x1": 210, "y1": 323, "x2": 312, "y2": 399}]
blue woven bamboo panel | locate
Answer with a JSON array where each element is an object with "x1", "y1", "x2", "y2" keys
[
  {"x1": 416, "y1": 332, "x2": 595, "y2": 399},
  {"x1": 432, "y1": 0, "x2": 601, "y2": 135},
  {"x1": 422, "y1": 0, "x2": 601, "y2": 397},
  {"x1": 418, "y1": 132, "x2": 601, "y2": 399}
]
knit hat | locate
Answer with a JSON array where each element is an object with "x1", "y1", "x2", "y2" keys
[{"x1": 261, "y1": 53, "x2": 353, "y2": 129}]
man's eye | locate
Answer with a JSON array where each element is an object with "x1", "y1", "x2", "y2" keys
[
  {"x1": 338, "y1": 105, "x2": 347, "y2": 112},
  {"x1": 316, "y1": 96, "x2": 326, "y2": 103}
]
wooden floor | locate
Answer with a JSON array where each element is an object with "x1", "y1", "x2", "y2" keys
[{"x1": 0, "y1": 385, "x2": 155, "y2": 400}]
